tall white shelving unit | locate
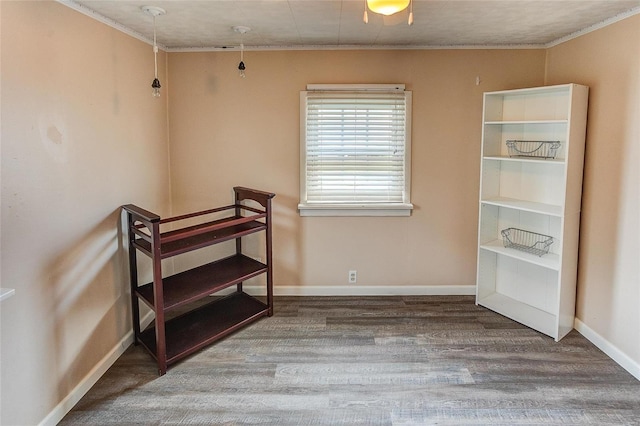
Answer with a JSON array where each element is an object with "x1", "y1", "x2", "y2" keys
[{"x1": 476, "y1": 84, "x2": 589, "y2": 341}]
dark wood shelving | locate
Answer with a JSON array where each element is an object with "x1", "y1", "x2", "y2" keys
[
  {"x1": 122, "y1": 187, "x2": 275, "y2": 375},
  {"x1": 136, "y1": 254, "x2": 266, "y2": 311},
  {"x1": 139, "y1": 292, "x2": 268, "y2": 364},
  {"x1": 133, "y1": 217, "x2": 266, "y2": 259}
]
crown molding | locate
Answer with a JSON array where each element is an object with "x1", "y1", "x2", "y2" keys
[
  {"x1": 167, "y1": 43, "x2": 545, "y2": 53},
  {"x1": 58, "y1": 0, "x2": 639, "y2": 52},
  {"x1": 545, "y1": 6, "x2": 640, "y2": 48},
  {"x1": 57, "y1": 0, "x2": 167, "y2": 51}
]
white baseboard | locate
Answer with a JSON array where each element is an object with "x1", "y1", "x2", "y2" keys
[
  {"x1": 243, "y1": 284, "x2": 477, "y2": 296},
  {"x1": 574, "y1": 318, "x2": 640, "y2": 381},
  {"x1": 38, "y1": 312, "x2": 155, "y2": 426}
]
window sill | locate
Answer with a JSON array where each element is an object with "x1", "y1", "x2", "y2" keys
[{"x1": 298, "y1": 203, "x2": 413, "y2": 217}]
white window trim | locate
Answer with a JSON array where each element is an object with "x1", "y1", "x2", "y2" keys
[
  {"x1": 299, "y1": 84, "x2": 413, "y2": 217},
  {"x1": 298, "y1": 203, "x2": 414, "y2": 217}
]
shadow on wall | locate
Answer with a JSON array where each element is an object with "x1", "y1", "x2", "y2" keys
[
  {"x1": 576, "y1": 80, "x2": 627, "y2": 332},
  {"x1": 272, "y1": 192, "x2": 302, "y2": 288},
  {"x1": 46, "y1": 209, "x2": 131, "y2": 400}
]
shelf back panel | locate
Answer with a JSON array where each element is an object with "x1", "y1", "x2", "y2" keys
[
  {"x1": 494, "y1": 255, "x2": 558, "y2": 314},
  {"x1": 484, "y1": 87, "x2": 570, "y2": 122},
  {"x1": 482, "y1": 160, "x2": 566, "y2": 207}
]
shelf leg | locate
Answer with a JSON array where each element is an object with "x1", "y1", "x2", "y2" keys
[
  {"x1": 126, "y1": 212, "x2": 141, "y2": 344},
  {"x1": 266, "y1": 197, "x2": 273, "y2": 317},
  {"x1": 151, "y1": 221, "x2": 167, "y2": 375},
  {"x1": 235, "y1": 201, "x2": 243, "y2": 295}
]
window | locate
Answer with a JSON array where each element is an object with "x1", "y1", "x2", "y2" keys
[{"x1": 299, "y1": 84, "x2": 413, "y2": 217}]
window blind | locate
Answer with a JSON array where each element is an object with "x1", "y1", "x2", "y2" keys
[{"x1": 303, "y1": 91, "x2": 409, "y2": 204}]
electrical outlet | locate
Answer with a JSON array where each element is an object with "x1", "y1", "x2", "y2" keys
[{"x1": 348, "y1": 270, "x2": 357, "y2": 283}]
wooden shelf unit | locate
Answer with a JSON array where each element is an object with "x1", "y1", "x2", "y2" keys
[
  {"x1": 476, "y1": 84, "x2": 589, "y2": 341},
  {"x1": 123, "y1": 186, "x2": 275, "y2": 375}
]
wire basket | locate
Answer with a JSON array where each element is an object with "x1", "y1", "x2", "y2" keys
[
  {"x1": 506, "y1": 140, "x2": 561, "y2": 159},
  {"x1": 501, "y1": 228, "x2": 554, "y2": 257}
]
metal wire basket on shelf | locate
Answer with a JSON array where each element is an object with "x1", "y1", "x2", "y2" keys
[
  {"x1": 506, "y1": 140, "x2": 561, "y2": 159},
  {"x1": 501, "y1": 228, "x2": 554, "y2": 257}
]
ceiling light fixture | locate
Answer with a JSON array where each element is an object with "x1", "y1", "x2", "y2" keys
[
  {"x1": 141, "y1": 5, "x2": 165, "y2": 97},
  {"x1": 233, "y1": 26, "x2": 251, "y2": 78},
  {"x1": 364, "y1": 0, "x2": 413, "y2": 25}
]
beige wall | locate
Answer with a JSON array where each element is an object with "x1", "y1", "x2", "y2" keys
[
  {"x1": 167, "y1": 49, "x2": 546, "y2": 288},
  {"x1": 0, "y1": 1, "x2": 171, "y2": 424},
  {"x1": 545, "y1": 15, "x2": 640, "y2": 368}
]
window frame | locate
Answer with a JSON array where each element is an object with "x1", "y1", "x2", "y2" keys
[{"x1": 298, "y1": 84, "x2": 413, "y2": 217}]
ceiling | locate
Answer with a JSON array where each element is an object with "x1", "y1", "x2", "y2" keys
[{"x1": 62, "y1": 0, "x2": 640, "y2": 51}]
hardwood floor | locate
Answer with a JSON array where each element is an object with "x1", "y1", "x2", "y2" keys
[{"x1": 61, "y1": 296, "x2": 640, "y2": 425}]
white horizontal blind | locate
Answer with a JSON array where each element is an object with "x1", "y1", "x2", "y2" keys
[{"x1": 304, "y1": 91, "x2": 408, "y2": 204}]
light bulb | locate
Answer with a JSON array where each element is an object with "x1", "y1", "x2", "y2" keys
[
  {"x1": 142, "y1": 6, "x2": 166, "y2": 97},
  {"x1": 152, "y1": 78, "x2": 161, "y2": 97},
  {"x1": 367, "y1": 0, "x2": 410, "y2": 15},
  {"x1": 238, "y1": 61, "x2": 246, "y2": 78}
]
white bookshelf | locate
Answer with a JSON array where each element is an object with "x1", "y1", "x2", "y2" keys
[{"x1": 476, "y1": 84, "x2": 589, "y2": 341}]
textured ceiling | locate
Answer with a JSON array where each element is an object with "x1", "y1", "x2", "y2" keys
[{"x1": 63, "y1": 0, "x2": 640, "y2": 50}]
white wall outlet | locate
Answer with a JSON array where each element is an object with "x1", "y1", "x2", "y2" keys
[{"x1": 348, "y1": 270, "x2": 357, "y2": 283}]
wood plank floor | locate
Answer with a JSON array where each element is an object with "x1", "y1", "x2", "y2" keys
[{"x1": 61, "y1": 296, "x2": 640, "y2": 425}]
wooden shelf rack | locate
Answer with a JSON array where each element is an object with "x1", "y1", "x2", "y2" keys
[{"x1": 123, "y1": 186, "x2": 275, "y2": 374}]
